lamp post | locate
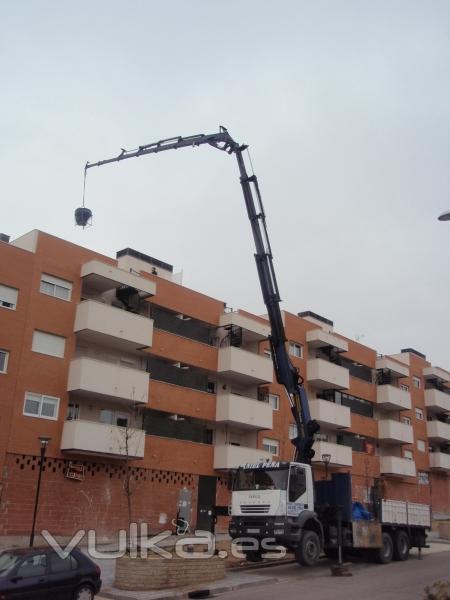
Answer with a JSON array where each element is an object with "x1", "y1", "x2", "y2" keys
[
  {"x1": 322, "y1": 453, "x2": 331, "y2": 481},
  {"x1": 29, "y1": 436, "x2": 51, "y2": 547},
  {"x1": 438, "y1": 210, "x2": 450, "y2": 221}
]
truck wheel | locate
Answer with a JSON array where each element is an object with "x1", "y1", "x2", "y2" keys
[
  {"x1": 393, "y1": 530, "x2": 409, "y2": 561},
  {"x1": 244, "y1": 550, "x2": 263, "y2": 562},
  {"x1": 375, "y1": 532, "x2": 393, "y2": 564},
  {"x1": 295, "y1": 530, "x2": 321, "y2": 567}
]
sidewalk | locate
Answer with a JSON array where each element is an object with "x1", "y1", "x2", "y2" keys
[{"x1": 97, "y1": 571, "x2": 278, "y2": 600}]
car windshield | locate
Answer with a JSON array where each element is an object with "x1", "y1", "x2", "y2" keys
[
  {"x1": 0, "y1": 552, "x2": 22, "y2": 576},
  {"x1": 234, "y1": 466, "x2": 289, "y2": 491}
]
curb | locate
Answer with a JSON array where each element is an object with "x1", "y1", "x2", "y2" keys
[{"x1": 98, "y1": 575, "x2": 278, "y2": 600}]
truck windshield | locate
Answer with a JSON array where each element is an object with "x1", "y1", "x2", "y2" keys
[{"x1": 234, "y1": 467, "x2": 289, "y2": 491}]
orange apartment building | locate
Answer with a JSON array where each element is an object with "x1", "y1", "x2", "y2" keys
[{"x1": 0, "y1": 229, "x2": 449, "y2": 538}]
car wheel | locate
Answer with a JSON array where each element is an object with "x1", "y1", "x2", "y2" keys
[
  {"x1": 393, "y1": 530, "x2": 410, "y2": 561},
  {"x1": 375, "y1": 532, "x2": 394, "y2": 564},
  {"x1": 295, "y1": 530, "x2": 321, "y2": 567},
  {"x1": 74, "y1": 584, "x2": 95, "y2": 600}
]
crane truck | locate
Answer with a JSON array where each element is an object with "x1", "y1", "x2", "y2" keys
[{"x1": 79, "y1": 128, "x2": 431, "y2": 567}]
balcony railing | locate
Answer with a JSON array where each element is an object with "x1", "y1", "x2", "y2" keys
[
  {"x1": 60, "y1": 420, "x2": 145, "y2": 458},
  {"x1": 74, "y1": 300, "x2": 153, "y2": 350},
  {"x1": 427, "y1": 420, "x2": 450, "y2": 443},
  {"x1": 218, "y1": 346, "x2": 273, "y2": 385},
  {"x1": 424, "y1": 389, "x2": 450, "y2": 414},
  {"x1": 309, "y1": 399, "x2": 351, "y2": 429},
  {"x1": 380, "y1": 456, "x2": 416, "y2": 477},
  {"x1": 307, "y1": 359, "x2": 349, "y2": 390},
  {"x1": 311, "y1": 440, "x2": 352, "y2": 467},
  {"x1": 68, "y1": 357, "x2": 149, "y2": 404},
  {"x1": 216, "y1": 393, "x2": 273, "y2": 430},
  {"x1": 378, "y1": 420, "x2": 414, "y2": 445},
  {"x1": 376, "y1": 385, "x2": 411, "y2": 411},
  {"x1": 429, "y1": 452, "x2": 450, "y2": 471}
]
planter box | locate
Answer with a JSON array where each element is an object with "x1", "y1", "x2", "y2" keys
[{"x1": 115, "y1": 555, "x2": 226, "y2": 591}]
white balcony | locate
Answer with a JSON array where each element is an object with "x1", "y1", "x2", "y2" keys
[
  {"x1": 68, "y1": 357, "x2": 149, "y2": 404},
  {"x1": 429, "y1": 452, "x2": 450, "y2": 471},
  {"x1": 424, "y1": 389, "x2": 450, "y2": 414},
  {"x1": 307, "y1": 359, "x2": 349, "y2": 390},
  {"x1": 218, "y1": 346, "x2": 273, "y2": 385},
  {"x1": 380, "y1": 456, "x2": 416, "y2": 477},
  {"x1": 427, "y1": 420, "x2": 450, "y2": 443},
  {"x1": 61, "y1": 420, "x2": 145, "y2": 459},
  {"x1": 423, "y1": 366, "x2": 450, "y2": 383},
  {"x1": 306, "y1": 329, "x2": 348, "y2": 353},
  {"x1": 81, "y1": 259, "x2": 156, "y2": 297},
  {"x1": 214, "y1": 444, "x2": 273, "y2": 470},
  {"x1": 219, "y1": 312, "x2": 270, "y2": 342},
  {"x1": 216, "y1": 393, "x2": 273, "y2": 430},
  {"x1": 311, "y1": 441, "x2": 352, "y2": 467},
  {"x1": 376, "y1": 357, "x2": 409, "y2": 378},
  {"x1": 74, "y1": 300, "x2": 153, "y2": 351},
  {"x1": 378, "y1": 420, "x2": 414, "y2": 445},
  {"x1": 377, "y1": 385, "x2": 412, "y2": 411},
  {"x1": 310, "y1": 399, "x2": 351, "y2": 429}
]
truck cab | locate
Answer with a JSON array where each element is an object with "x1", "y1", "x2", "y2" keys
[{"x1": 229, "y1": 461, "x2": 323, "y2": 565}]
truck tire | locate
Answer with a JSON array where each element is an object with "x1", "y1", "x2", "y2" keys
[
  {"x1": 295, "y1": 530, "x2": 321, "y2": 567},
  {"x1": 244, "y1": 550, "x2": 263, "y2": 562},
  {"x1": 375, "y1": 532, "x2": 393, "y2": 564},
  {"x1": 393, "y1": 530, "x2": 410, "y2": 561}
]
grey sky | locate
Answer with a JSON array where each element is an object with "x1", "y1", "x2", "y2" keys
[{"x1": 2, "y1": 1, "x2": 449, "y2": 366}]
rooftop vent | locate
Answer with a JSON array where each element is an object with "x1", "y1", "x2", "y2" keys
[{"x1": 0, "y1": 233, "x2": 10, "y2": 243}]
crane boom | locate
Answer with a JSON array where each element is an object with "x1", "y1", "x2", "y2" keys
[{"x1": 83, "y1": 128, "x2": 319, "y2": 463}]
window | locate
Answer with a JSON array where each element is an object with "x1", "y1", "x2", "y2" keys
[
  {"x1": 415, "y1": 408, "x2": 424, "y2": 421},
  {"x1": 417, "y1": 439, "x2": 426, "y2": 452},
  {"x1": 289, "y1": 466, "x2": 306, "y2": 501},
  {"x1": 267, "y1": 393, "x2": 279, "y2": 410},
  {"x1": 404, "y1": 449, "x2": 413, "y2": 460},
  {"x1": 264, "y1": 349, "x2": 272, "y2": 360},
  {"x1": 17, "y1": 554, "x2": 47, "y2": 578},
  {"x1": 289, "y1": 423, "x2": 298, "y2": 439},
  {"x1": 0, "y1": 350, "x2": 9, "y2": 374},
  {"x1": 418, "y1": 471, "x2": 429, "y2": 485},
  {"x1": 400, "y1": 384, "x2": 409, "y2": 392},
  {"x1": 0, "y1": 284, "x2": 18, "y2": 310},
  {"x1": 67, "y1": 403, "x2": 79, "y2": 421},
  {"x1": 412, "y1": 376, "x2": 421, "y2": 389},
  {"x1": 401, "y1": 416, "x2": 411, "y2": 426},
  {"x1": 316, "y1": 432, "x2": 329, "y2": 442},
  {"x1": 32, "y1": 331, "x2": 65, "y2": 358},
  {"x1": 321, "y1": 390, "x2": 374, "y2": 418},
  {"x1": 23, "y1": 392, "x2": 59, "y2": 420},
  {"x1": 289, "y1": 342, "x2": 303, "y2": 359},
  {"x1": 49, "y1": 552, "x2": 78, "y2": 573},
  {"x1": 262, "y1": 437, "x2": 279, "y2": 455},
  {"x1": 100, "y1": 409, "x2": 129, "y2": 427},
  {"x1": 40, "y1": 274, "x2": 72, "y2": 301},
  {"x1": 206, "y1": 381, "x2": 216, "y2": 394}
]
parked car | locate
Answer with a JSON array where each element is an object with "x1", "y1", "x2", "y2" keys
[{"x1": 0, "y1": 546, "x2": 101, "y2": 599}]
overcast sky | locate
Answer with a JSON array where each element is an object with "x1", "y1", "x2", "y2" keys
[{"x1": 1, "y1": 1, "x2": 449, "y2": 367}]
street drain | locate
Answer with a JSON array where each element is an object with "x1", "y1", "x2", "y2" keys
[{"x1": 188, "y1": 590, "x2": 212, "y2": 598}]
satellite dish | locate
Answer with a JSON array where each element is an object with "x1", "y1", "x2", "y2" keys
[{"x1": 74, "y1": 207, "x2": 93, "y2": 228}]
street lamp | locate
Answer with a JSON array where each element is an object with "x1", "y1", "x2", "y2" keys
[
  {"x1": 438, "y1": 210, "x2": 450, "y2": 221},
  {"x1": 322, "y1": 453, "x2": 331, "y2": 481},
  {"x1": 29, "y1": 436, "x2": 51, "y2": 547}
]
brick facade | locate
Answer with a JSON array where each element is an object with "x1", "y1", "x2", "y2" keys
[{"x1": 0, "y1": 230, "x2": 448, "y2": 539}]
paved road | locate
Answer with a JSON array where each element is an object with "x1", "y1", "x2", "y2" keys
[{"x1": 216, "y1": 549, "x2": 450, "y2": 600}]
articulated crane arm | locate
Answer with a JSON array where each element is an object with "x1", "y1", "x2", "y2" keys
[{"x1": 83, "y1": 127, "x2": 319, "y2": 463}]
